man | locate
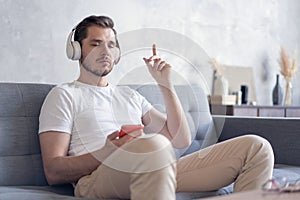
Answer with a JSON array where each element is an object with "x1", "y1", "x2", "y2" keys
[{"x1": 39, "y1": 15, "x2": 274, "y2": 200}]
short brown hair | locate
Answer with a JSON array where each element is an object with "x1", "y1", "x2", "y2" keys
[{"x1": 74, "y1": 15, "x2": 119, "y2": 49}]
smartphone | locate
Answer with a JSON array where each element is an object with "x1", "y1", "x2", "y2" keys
[{"x1": 119, "y1": 124, "x2": 144, "y2": 138}]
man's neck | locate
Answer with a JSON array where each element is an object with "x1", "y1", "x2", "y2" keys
[{"x1": 77, "y1": 75, "x2": 108, "y2": 87}]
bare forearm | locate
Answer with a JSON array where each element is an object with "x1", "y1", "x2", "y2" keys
[
  {"x1": 45, "y1": 152, "x2": 100, "y2": 185},
  {"x1": 41, "y1": 131, "x2": 129, "y2": 185},
  {"x1": 159, "y1": 84, "x2": 191, "y2": 148}
]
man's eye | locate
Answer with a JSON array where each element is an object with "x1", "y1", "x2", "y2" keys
[
  {"x1": 91, "y1": 43, "x2": 100, "y2": 46},
  {"x1": 108, "y1": 42, "x2": 116, "y2": 48}
]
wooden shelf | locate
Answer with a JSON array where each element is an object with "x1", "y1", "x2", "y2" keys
[{"x1": 210, "y1": 105, "x2": 300, "y2": 117}]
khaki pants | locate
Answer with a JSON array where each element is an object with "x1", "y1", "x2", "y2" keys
[{"x1": 75, "y1": 134, "x2": 274, "y2": 200}]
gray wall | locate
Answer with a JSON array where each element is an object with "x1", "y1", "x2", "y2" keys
[{"x1": 0, "y1": 0, "x2": 299, "y2": 105}]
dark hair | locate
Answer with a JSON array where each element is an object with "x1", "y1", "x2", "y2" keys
[{"x1": 74, "y1": 15, "x2": 120, "y2": 49}]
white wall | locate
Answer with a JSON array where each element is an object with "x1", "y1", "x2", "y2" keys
[{"x1": 0, "y1": 0, "x2": 299, "y2": 105}]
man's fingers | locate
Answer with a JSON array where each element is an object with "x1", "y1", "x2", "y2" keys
[
  {"x1": 143, "y1": 57, "x2": 148, "y2": 63},
  {"x1": 152, "y1": 44, "x2": 157, "y2": 56},
  {"x1": 143, "y1": 55, "x2": 159, "y2": 62},
  {"x1": 158, "y1": 61, "x2": 166, "y2": 70},
  {"x1": 107, "y1": 131, "x2": 119, "y2": 141},
  {"x1": 153, "y1": 58, "x2": 162, "y2": 70},
  {"x1": 143, "y1": 58, "x2": 153, "y2": 69},
  {"x1": 144, "y1": 43, "x2": 162, "y2": 69}
]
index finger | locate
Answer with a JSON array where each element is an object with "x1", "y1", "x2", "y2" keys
[{"x1": 152, "y1": 44, "x2": 157, "y2": 56}]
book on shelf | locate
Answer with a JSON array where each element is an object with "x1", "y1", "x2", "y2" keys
[{"x1": 209, "y1": 95, "x2": 236, "y2": 105}]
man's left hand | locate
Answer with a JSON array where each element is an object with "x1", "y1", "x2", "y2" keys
[{"x1": 143, "y1": 44, "x2": 172, "y2": 87}]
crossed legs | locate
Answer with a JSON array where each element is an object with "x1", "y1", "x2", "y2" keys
[{"x1": 75, "y1": 134, "x2": 274, "y2": 199}]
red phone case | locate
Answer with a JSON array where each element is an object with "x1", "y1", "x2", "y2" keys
[{"x1": 119, "y1": 124, "x2": 144, "y2": 138}]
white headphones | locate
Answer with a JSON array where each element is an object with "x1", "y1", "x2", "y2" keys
[
  {"x1": 66, "y1": 27, "x2": 121, "y2": 63},
  {"x1": 66, "y1": 28, "x2": 81, "y2": 60}
]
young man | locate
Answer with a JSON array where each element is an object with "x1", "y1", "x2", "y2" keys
[{"x1": 39, "y1": 15, "x2": 274, "y2": 200}]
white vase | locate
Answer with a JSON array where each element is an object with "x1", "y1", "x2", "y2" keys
[
  {"x1": 284, "y1": 80, "x2": 292, "y2": 106},
  {"x1": 213, "y1": 75, "x2": 229, "y2": 95}
]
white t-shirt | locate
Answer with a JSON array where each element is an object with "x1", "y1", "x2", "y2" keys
[{"x1": 39, "y1": 81, "x2": 153, "y2": 156}]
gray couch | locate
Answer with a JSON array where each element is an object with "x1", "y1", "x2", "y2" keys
[{"x1": 0, "y1": 82, "x2": 300, "y2": 200}]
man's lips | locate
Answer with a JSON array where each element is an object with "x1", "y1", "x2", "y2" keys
[{"x1": 96, "y1": 58, "x2": 111, "y2": 64}]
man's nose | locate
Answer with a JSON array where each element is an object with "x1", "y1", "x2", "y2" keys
[{"x1": 99, "y1": 44, "x2": 111, "y2": 55}]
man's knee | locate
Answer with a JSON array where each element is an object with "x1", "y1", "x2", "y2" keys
[
  {"x1": 103, "y1": 134, "x2": 176, "y2": 173},
  {"x1": 240, "y1": 135, "x2": 274, "y2": 162},
  {"x1": 124, "y1": 133, "x2": 172, "y2": 153}
]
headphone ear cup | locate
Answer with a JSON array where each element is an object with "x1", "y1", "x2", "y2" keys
[
  {"x1": 66, "y1": 31, "x2": 74, "y2": 60},
  {"x1": 71, "y1": 41, "x2": 81, "y2": 60},
  {"x1": 66, "y1": 29, "x2": 81, "y2": 60}
]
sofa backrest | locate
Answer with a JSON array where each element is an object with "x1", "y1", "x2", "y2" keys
[
  {"x1": 0, "y1": 82, "x2": 215, "y2": 186},
  {"x1": 128, "y1": 84, "x2": 217, "y2": 158},
  {"x1": 0, "y1": 83, "x2": 54, "y2": 186}
]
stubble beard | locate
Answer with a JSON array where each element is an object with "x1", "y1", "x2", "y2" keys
[{"x1": 81, "y1": 62, "x2": 113, "y2": 77}]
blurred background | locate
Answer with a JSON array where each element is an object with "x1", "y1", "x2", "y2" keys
[{"x1": 0, "y1": 0, "x2": 299, "y2": 105}]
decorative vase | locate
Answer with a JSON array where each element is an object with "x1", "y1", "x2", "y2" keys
[
  {"x1": 284, "y1": 80, "x2": 292, "y2": 106},
  {"x1": 272, "y1": 74, "x2": 283, "y2": 105},
  {"x1": 213, "y1": 75, "x2": 229, "y2": 96}
]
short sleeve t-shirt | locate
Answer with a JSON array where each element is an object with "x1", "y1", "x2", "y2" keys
[{"x1": 38, "y1": 81, "x2": 153, "y2": 156}]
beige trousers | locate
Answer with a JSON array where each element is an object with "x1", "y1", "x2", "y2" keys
[{"x1": 75, "y1": 134, "x2": 274, "y2": 200}]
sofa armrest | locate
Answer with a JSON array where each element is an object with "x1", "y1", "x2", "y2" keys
[{"x1": 212, "y1": 115, "x2": 300, "y2": 166}]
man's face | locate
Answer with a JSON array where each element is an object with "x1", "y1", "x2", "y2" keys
[{"x1": 80, "y1": 26, "x2": 119, "y2": 77}]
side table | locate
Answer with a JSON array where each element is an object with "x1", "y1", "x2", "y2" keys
[{"x1": 210, "y1": 105, "x2": 300, "y2": 117}]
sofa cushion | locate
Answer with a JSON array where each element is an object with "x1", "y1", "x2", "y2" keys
[
  {"x1": 0, "y1": 154, "x2": 46, "y2": 186},
  {"x1": 0, "y1": 83, "x2": 54, "y2": 186},
  {"x1": 273, "y1": 164, "x2": 300, "y2": 183},
  {"x1": 0, "y1": 186, "x2": 92, "y2": 200}
]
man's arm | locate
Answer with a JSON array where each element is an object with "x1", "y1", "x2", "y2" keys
[
  {"x1": 142, "y1": 44, "x2": 191, "y2": 149},
  {"x1": 39, "y1": 130, "x2": 139, "y2": 185},
  {"x1": 142, "y1": 87, "x2": 191, "y2": 149},
  {"x1": 39, "y1": 131, "x2": 100, "y2": 185}
]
